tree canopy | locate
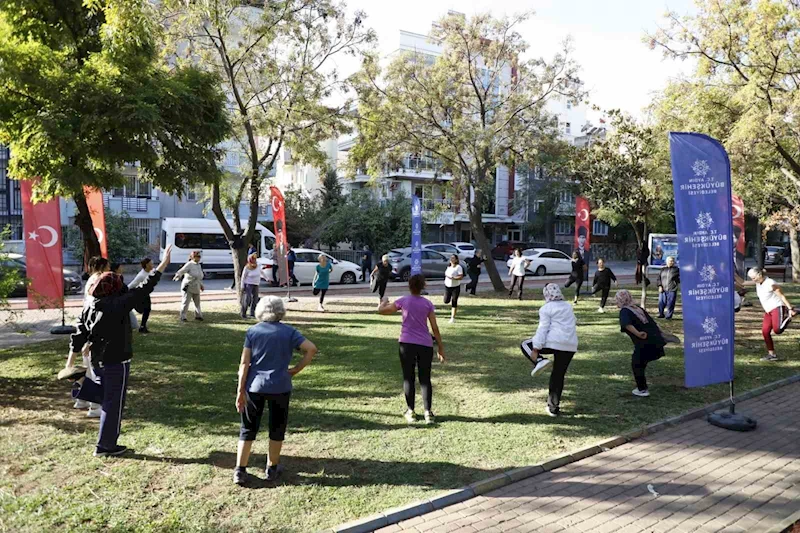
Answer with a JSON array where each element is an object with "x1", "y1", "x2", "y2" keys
[
  {"x1": 348, "y1": 11, "x2": 583, "y2": 290},
  {"x1": 0, "y1": 0, "x2": 230, "y2": 259}
]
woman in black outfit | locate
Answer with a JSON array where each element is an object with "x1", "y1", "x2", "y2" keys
[
  {"x1": 591, "y1": 258, "x2": 617, "y2": 313},
  {"x1": 615, "y1": 290, "x2": 666, "y2": 397},
  {"x1": 464, "y1": 251, "x2": 486, "y2": 295},
  {"x1": 372, "y1": 254, "x2": 393, "y2": 307},
  {"x1": 564, "y1": 251, "x2": 585, "y2": 303}
]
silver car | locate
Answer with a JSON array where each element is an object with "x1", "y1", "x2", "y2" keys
[{"x1": 388, "y1": 247, "x2": 454, "y2": 281}]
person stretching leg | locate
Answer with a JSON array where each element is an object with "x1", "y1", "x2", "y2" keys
[
  {"x1": 443, "y1": 255, "x2": 464, "y2": 323},
  {"x1": 748, "y1": 268, "x2": 796, "y2": 361}
]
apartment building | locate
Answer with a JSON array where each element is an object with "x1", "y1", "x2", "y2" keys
[{"x1": 0, "y1": 146, "x2": 22, "y2": 241}]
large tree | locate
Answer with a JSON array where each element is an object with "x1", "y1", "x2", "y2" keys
[
  {"x1": 161, "y1": 0, "x2": 374, "y2": 292},
  {"x1": 647, "y1": 0, "x2": 800, "y2": 279},
  {"x1": 348, "y1": 12, "x2": 582, "y2": 290},
  {"x1": 0, "y1": 0, "x2": 229, "y2": 261},
  {"x1": 573, "y1": 111, "x2": 672, "y2": 306}
]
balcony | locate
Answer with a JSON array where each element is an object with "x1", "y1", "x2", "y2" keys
[{"x1": 103, "y1": 195, "x2": 161, "y2": 219}]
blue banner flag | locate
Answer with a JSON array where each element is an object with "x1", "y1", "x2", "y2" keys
[
  {"x1": 669, "y1": 133, "x2": 735, "y2": 388},
  {"x1": 411, "y1": 196, "x2": 423, "y2": 275}
]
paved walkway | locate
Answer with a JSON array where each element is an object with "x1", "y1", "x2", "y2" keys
[{"x1": 378, "y1": 382, "x2": 800, "y2": 533}]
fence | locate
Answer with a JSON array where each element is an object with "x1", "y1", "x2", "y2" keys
[{"x1": 325, "y1": 249, "x2": 363, "y2": 265}]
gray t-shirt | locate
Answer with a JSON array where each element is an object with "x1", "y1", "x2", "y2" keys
[{"x1": 244, "y1": 322, "x2": 306, "y2": 394}]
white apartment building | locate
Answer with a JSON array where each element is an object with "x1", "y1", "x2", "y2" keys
[{"x1": 335, "y1": 20, "x2": 594, "y2": 245}]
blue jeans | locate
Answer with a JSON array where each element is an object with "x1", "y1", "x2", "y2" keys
[
  {"x1": 241, "y1": 284, "x2": 259, "y2": 316},
  {"x1": 658, "y1": 290, "x2": 677, "y2": 318},
  {"x1": 73, "y1": 362, "x2": 130, "y2": 450}
]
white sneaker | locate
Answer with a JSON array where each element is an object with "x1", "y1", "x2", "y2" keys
[
  {"x1": 448, "y1": 317, "x2": 454, "y2": 324},
  {"x1": 424, "y1": 411, "x2": 435, "y2": 424},
  {"x1": 598, "y1": 307, "x2": 605, "y2": 313},
  {"x1": 74, "y1": 399, "x2": 90, "y2": 409},
  {"x1": 761, "y1": 353, "x2": 778, "y2": 361},
  {"x1": 545, "y1": 405, "x2": 558, "y2": 417},
  {"x1": 317, "y1": 304, "x2": 325, "y2": 312},
  {"x1": 87, "y1": 406, "x2": 102, "y2": 418},
  {"x1": 632, "y1": 388, "x2": 650, "y2": 397},
  {"x1": 530, "y1": 358, "x2": 551, "y2": 377},
  {"x1": 404, "y1": 409, "x2": 416, "y2": 424}
]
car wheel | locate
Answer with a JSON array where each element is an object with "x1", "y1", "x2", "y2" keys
[
  {"x1": 340, "y1": 271, "x2": 357, "y2": 285},
  {"x1": 535, "y1": 265, "x2": 546, "y2": 276},
  {"x1": 400, "y1": 268, "x2": 411, "y2": 282}
]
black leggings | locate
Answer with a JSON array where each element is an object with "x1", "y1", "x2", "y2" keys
[
  {"x1": 377, "y1": 279, "x2": 388, "y2": 299},
  {"x1": 565, "y1": 275, "x2": 583, "y2": 298},
  {"x1": 509, "y1": 275, "x2": 525, "y2": 299},
  {"x1": 444, "y1": 285, "x2": 461, "y2": 308},
  {"x1": 240, "y1": 391, "x2": 291, "y2": 441},
  {"x1": 632, "y1": 345, "x2": 664, "y2": 391},
  {"x1": 466, "y1": 271, "x2": 480, "y2": 294},
  {"x1": 313, "y1": 288, "x2": 327, "y2": 304},
  {"x1": 592, "y1": 285, "x2": 610, "y2": 307},
  {"x1": 140, "y1": 297, "x2": 151, "y2": 327},
  {"x1": 399, "y1": 342, "x2": 433, "y2": 412},
  {"x1": 520, "y1": 342, "x2": 575, "y2": 413}
]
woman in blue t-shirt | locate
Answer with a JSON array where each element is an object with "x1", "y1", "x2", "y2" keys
[
  {"x1": 313, "y1": 254, "x2": 334, "y2": 312},
  {"x1": 233, "y1": 296, "x2": 317, "y2": 485}
]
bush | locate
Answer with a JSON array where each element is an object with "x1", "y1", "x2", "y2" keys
[{"x1": 66, "y1": 211, "x2": 148, "y2": 264}]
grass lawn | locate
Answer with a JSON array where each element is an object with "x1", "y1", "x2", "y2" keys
[{"x1": 2, "y1": 286, "x2": 800, "y2": 532}]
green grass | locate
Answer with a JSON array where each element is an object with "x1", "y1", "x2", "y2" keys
[{"x1": 2, "y1": 287, "x2": 800, "y2": 532}]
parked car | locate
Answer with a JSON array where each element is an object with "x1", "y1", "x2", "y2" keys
[
  {"x1": 491, "y1": 241, "x2": 535, "y2": 261},
  {"x1": 505, "y1": 248, "x2": 572, "y2": 277},
  {"x1": 388, "y1": 247, "x2": 460, "y2": 281},
  {"x1": 260, "y1": 248, "x2": 361, "y2": 285},
  {"x1": 423, "y1": 243, "x2": 464, "y2": 260},
  {"x1": 765, "y1": 246, "x2": 784, "y2": 265},
  {"x1": 2, "y1": 253, "x2": 83, "y2": 297},
  {"x1": 450, "y1": 242, "x2": 477, "y2": 259}
]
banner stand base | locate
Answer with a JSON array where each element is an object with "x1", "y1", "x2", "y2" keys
[
  {"x1": 50, "y1": 325, "x2": 77, "y2": 335},
  {"x1": 707, "y1": 409, "x2": 757, "y2": 432},
  {"x1": 284, "y1": 297, "x2": 298, "y2": 303}
]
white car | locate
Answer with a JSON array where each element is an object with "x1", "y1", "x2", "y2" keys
[
  {"x1": 259, "y1": 248, "x2": 361, "y2": 285},
  {"x1": 506, "y1": 248, "x2": 573, "y2": 276},
  {"x1": 450, "y1": 242, "x2": 477, "y2": 259}
]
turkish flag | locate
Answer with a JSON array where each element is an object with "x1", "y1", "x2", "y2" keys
[
  {"x1": 21, "y1": 180, "x2": 64, "y2": 310},
  {"x1": 574, "y1": 196, "x2": 591, "y2": 260},
  {"x1": 732, "y1": 195, "x2": 745, "y2": 278},
  {"x1": 84, "y1": 187, "x2": 107, "y2": 259},
  {"x1": 269, "y1": 186, "x2": 289, "y2": 286}
]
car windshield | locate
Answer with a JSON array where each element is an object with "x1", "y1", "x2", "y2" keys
[
  {"x1": 522, "y1": 249, "x2": 540, "y2": 256},
  {"x1": 388, "y1": 250, "x2": 404, "y2": 257},
  {"x1": 459, "y1": 244, "x2": 475, "y2": 250},
  {"x1": 767, "y1": 247, "x2": 782, "y2": 251}
]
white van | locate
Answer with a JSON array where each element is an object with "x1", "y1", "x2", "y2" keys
[{"x1": 160, "y1": 218, "x2": 275, "y2": 275}]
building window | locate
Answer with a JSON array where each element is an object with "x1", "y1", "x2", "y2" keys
[
  {"x1": 593, "y1": 219, "x2": 609, "y2": 236},
  {"x1": 556, "y1": 220, "x2": 573, "y2": 235},
  {"x1": 565, "y1": 122, "x2": 571, "y2": 134},
  {"x1": 187, "y1": 185, "x2": 197, "y2": 202},
  {"x1": 558, "y1": 191, "x2": 575, "y2": 204},
  {"x1": 532, "y1": 200, "x2": 544, "y2": 214},
  {"x1": 566, "y1": 101, "x2": 572, "y2": 110}
]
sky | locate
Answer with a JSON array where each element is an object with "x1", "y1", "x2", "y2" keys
[{"x1": 338, "y1": 0, "x2": 698, "y2": 121}]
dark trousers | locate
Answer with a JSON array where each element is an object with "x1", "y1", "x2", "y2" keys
[
  {"x1": 360, "y1": 262, "x2": 371, "y2": 281},
  {"x1": 313, "y1": 287, "x2": 327, "y2": 304},
  {"x1": 73, "y1": 362, "x2": 130, "y2": 450},
  {"x1": 241, "y1": 284, "x2": 259, "y2": 316},
  {"x1": 592, "y1": 285, "x2": 610, "y2": 307},
  {"x1": 444, "y1": 285, "x2": 460, "y2": 308},
  {"x1": 288, "y1": 262, "x2": 298, "y2": 285},
  {"x1": 632, "y1": 345, "x2": 664, "y2": 391},
  {"x1": 240, "y1": 391, "x2": 291, "y2": 441},
  {"x1": 658, "y1": 290, "x2": 677, "y2": 318},
  {"x1": 399, "y1": 342, "x2": 433, "y2": 412},
  {"x1": 137, "y1": 297, "x2": 151, "y2": 328},
  {"x1": 520, "y1": 343, "x2": 575, "y2": 413},
  {"x1": 466, "y1": 271, "x2": 480, "y2": 294},
  {"x1": 377, "y1": 279, "x2": 388, "y2": 300},
  {"x1": 272, "y1": 264, "x2": 279, "y2": 285},
  {"x1": 509, "y1": 275, "x2": 525, "y2": 299},
  {"x1": 565, "y1": 275, "x2": 583, "y2": 299}
]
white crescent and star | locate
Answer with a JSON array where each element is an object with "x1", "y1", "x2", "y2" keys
[
  {"x1": 94, "y1": 227, "x2": 104, "y2": 244},
  {"x1": 272, "y1": 197, "x2": 283, "y2": 212},
  {"x1": 732, "y1": 205, "x2": 743, "y2": 219},
  {"x1": 28, "y1": 225, "x2": 58, "y2": 248},
  {"x1": 578, "y1": 208, "x2": 589, "y2": 222}
]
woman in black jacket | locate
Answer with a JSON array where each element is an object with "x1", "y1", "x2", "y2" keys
[
  {"x1": 60, "y1": 246, "x2": 173, "y2": 457},
  {"x1": 464, "y1": 251, "x2": 486, "y2": 295},
  {"x1": 591, "y1": 258, "x2": 617, "y2": 313},
  {"x1": 616, "y1": 289, "x2": 666, "y2": 397},
  {"x1": 564, "y1": 251, "x2": 586, "y2": 303}
]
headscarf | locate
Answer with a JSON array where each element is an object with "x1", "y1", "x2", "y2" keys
[
  {"x1": 89, "y1": 272, "x2": 124, "y2": 298},
  {"x1": 543, "y1": 283, "x2": 564, "y2": 303},
  {"x1": 615, "y1": 289, "x2": 648, "y2": 323}
]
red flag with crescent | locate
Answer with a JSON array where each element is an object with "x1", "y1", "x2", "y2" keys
[
  {"x1": 732, "y1": 195, "x2": 745, "y2": 278},
  {"x1": 574, "y1": 196, "x2": 591, "y2": 260},
  {"x1": 84, "y1": 187, "x2": 107, "y2": 259},
  {"x1": 269, "y1": 186, "x2": 289, "y2": 286},
  {"x1": 21, "y1": 180, "x2": 64, "y2": 310}
]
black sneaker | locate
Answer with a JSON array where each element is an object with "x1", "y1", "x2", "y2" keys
[
  {"x1": 195, "y1": 316, "x2": 204, "y2": 321},
  {"x1": 233, "y1": 468, "x2": 248, "y2": 485},
  {"x1": 93, "y1": 445, "x2": 130, "y2": 457},
  {"x1": 265, "y1": 464, "x2": 283, "y2": 481},
  {"x1": 138, "y1": 326, "x2": 149, "y2": 334}
]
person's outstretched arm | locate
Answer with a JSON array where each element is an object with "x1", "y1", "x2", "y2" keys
[
  {"x1": 378, "y1": 298, "x2": 399, "y2": 315},
  {"x1": 428, "y1": 311, "x2": 445, "y2": 362},
  {"x1": 118, "y1": 246, "x2": 172, "y2": 312}
]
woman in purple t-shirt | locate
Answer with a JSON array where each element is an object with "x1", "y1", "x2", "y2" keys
[{"x1": 378, "y1": 274, "x2": 445, "y2": 424}]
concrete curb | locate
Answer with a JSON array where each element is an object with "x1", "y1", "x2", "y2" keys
[
  {"x1": 327, "y1": 373, "x2": 800, "y2": 533},
  {"x1": 766, "y1": 507, "x2": 800, "y2": 533}
]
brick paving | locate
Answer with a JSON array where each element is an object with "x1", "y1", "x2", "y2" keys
[{"x1": 377, "y1": 382, "x2": 800, "y2": 533}]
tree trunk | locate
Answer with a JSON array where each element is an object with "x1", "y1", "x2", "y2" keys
[
  {"x1": 790, "y1": 225, "x2": 800, "y2": 282},
  {"x1": 73, "y1": 191, "x2": 101, "y2": 268},
  {"x1": 545, "y1": 211, "x2": 555, "y2": 247},
  {"x1": 756, "y1": 222, "x2": 765, "y2": 269},
  {"x1": 470, "y1": 190, "x2": 505, "y2": 291},
  {"x1": 210, "y1": 182, "x2": 249, "y2": 296},
  {"x1": 631, "y1": 220, "x2": 648, "y2": 309}
]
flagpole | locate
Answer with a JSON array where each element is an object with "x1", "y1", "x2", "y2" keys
[{"x1": 50, "y1": 296, "x2": 76, "y2": 335}]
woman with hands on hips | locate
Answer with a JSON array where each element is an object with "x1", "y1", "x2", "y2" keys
[
  {"x1": 233, "y1": 295, "x2": 317, "y2": 486},
  {"x1": 378, "y1": 274, "x2": 445, "y2": 425}
]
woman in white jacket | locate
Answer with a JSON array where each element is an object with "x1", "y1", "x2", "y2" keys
[{"x1": 520, "y1": 283, "x2": 578, "y2": 417}]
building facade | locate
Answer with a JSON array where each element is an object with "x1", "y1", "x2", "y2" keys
[{"x1": 0, "y1": 146, "x2": 22, "y2": 240}]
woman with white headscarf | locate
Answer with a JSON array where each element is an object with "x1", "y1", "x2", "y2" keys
[
  {"x1": 520, "y1": 283, "x2": 578, "y2": 417},
  {"x1": 616, "y1": 289, "x2": 666, "y2": 397}
]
